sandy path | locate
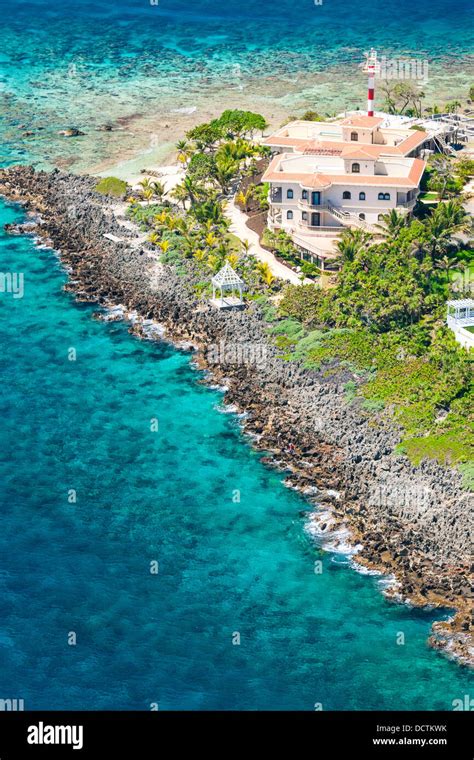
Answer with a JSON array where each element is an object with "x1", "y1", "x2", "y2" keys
[{"x1": 225, "y1": 199, "x2": 306, "y2": 285}]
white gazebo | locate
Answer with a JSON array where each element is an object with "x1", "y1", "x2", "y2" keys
[
  {"x1": 211, "y1": 262, "x2": 244, "y2": 309},
  {"x1": 446, "y1": 298, "x2": 474, "y2": 349}
]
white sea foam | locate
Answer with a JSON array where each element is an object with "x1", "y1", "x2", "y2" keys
[
  {"x1": 324, "y1": 532, "x2": 362, "y2": 556},
  {"x1": 214, "y1": 402, "x2": 239, "y2": 415},
  {"x1": 141, "y1": 319, "x2": 165, "y2": 338},
  {"x1": 305, "y1": 510, "x2": 335, "y2": 536},
  {"x1": 350, "y1": 560, "x2": 382, "y2": 577},
  {"x1": 208, "y1": 382, "x2": 229, "y2": 392}
]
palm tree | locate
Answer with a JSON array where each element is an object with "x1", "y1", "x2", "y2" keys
[
  {"x1": 170, "y1": 183, "x2": 188, "y2": 209},
  {"x1": 139, "y1": 177, "x2": 152, "y2": 192},
  {"x1": 445, "y1": 100, "x2": 461, "y2": 114},
  {"x1": 435, "y1": 254, "x2": 460, "y2": 281},
  {"x1": 256, "y1": 261, "x2": 274, "y2": 286},
  {"x1": 236, "y1": 186, "x2": 254, "y2": 213},
  {"x1": 183, "y1": 176, "x2": 202, "y2": 206},
  {"x1": 240, "y1": 239, "x2": 251, "y2": 256},
  {"x1": 335, "y1": 228, "x2": 371, "y2": 264},
  {"x1": 176, "y1": 139, "x2": 194, "y2": 165},
  {"x1": 424, "y1": 201, "x2": 472, "y2": 259},
  {"x1": 374, "y1": 209, "x2": 408, "y2": 239},
  {"x1": 142, "y1": 188, "x2": 154, "y2": 205},
  {"x1": 215, "y1": 157, "x2": 239, "y2": 194},
  {"x1": 192, "y1": 200, "x2": 228, "y2": 228},
  {"x1": 151, "y1": 181, "x2": 165, "y2": 202},
  {"x1": 428, "y1": 156, "x2": 456, "y2": 199}
]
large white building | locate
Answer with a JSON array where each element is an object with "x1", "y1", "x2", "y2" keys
[{"x1": 261, "y1": 115, "x2": 429, "y2": 269}]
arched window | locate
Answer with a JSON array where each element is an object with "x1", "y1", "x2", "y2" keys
[
  {"x1": 351, "y1": 132, "x2": 358, "y2": 141},
  {"x1": 301, "y1": 211, "x2": 308, "y2": 221},
  {"x1": 287, "y1": 210, "x2": 293, "y2": 220},
  {"x1": 302, "y1": 190, "x2": 308, "y2": 200},
  {"x1": 384, "y1": 193, "x2": 391, "y2": 201},
  {"x1": 359, "y1": 213, "x2": 365, "y2": 220},
  {"x1": 287, "y1": 189, "x2": 294, "y2": 199},
  {"x1": 352, "y1": 163, "x2": 360, "y2": 173},
  {"x1": 378, "y1": 214, "x2": 385, "y2": 221},
  {"x1": 343, "y1": 191, "x2": 351, "y2": 200},
  {"x1": 359, "y1": 192, "x2": 366, "y2": 201},
  {"x1": 378, "y1": 192, "x2": 385, "y2": 200}
]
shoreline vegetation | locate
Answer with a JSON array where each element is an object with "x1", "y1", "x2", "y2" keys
[{"x1": 1, "y1": 160, "x2": 472, "y2": 669}]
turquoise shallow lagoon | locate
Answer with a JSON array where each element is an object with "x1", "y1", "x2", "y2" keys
[
  {"x1": 0, "y1": 199, "x2": 472, "y2": 709},
  {"x1": 0, "y1": 0, "x2": 473, "y2": 710},
  {"x1": 0, "y1": 0, "x2": 473, "y2": 172}
]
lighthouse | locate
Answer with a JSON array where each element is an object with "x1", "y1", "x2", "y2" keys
[{"x1": 363, "y1": 48, "x2": 378, "y2": 117}]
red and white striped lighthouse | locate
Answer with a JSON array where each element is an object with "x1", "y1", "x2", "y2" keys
[{"x1": 363, "y1": 48, "x2": 378, "y2": 117}]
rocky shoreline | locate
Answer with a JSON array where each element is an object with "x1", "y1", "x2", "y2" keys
[{"x1": 1, "y1": 165, "x2": 472, "y2": 668}]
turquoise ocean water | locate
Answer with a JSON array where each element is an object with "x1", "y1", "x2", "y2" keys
[
  {"x1": 1, "y1": 0, "x2": 473, "y2": 172},
  {"x1": 0, "y1": 204, "x2": 473, "y2": 710},
  {"x1": 0, "y1": 0, "x2": 473, "y2": 710}
]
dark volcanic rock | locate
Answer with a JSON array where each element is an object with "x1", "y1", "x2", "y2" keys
[{"x1": 0, "y1": 164, "x2": 472, "y2": 668}]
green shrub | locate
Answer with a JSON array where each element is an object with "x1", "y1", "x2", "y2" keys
[
  {"x1": 344, "y1": 380, "x2": 357, "y2": 402},
  {"x1": 362, "y1": 398, "x2": 385, "y2": 412},
  {"x1": 458, "y1": 462, "x2": 474, "y2": 491},
  {"x1": 95, "y1": 176, "x2": 128, "y2": 198},
  {"x1": 267, "y1": 318, "x2": 305, "y2": 339}
]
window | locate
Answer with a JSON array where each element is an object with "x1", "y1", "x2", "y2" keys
[
  {"x1": 343, "y1": 191, "x2": 351, "y2": 200},
  {"x1": 287, "y1": 189, "x2": 294, "y2": 199},
  {"x1": 302, "y1": 211, "x2": 308, "y2": 220},
  {"x1": 352, "y1": 163, "x2": 360, "y2": 173},
  {"x1": 378, "y1": 214, "x2": 385, "y2": 221},
  {"x1": 287, "y1": 210, "x2": 293, "y2": 220},
  {"x1": 359, "y1": 192, "x2": 366, "y2": 201},
  {"x1": 302, "y1": 190, "x2": 308, "y2": 200},
  {"x1": 359, "y1": 213, "x2": 365, "y2": 220},
  {"x1": 384, "y1": 193, "x2": 391, "y2": 201},
  {"x1": 351, "y1": 132, "x2": 358, "y2": 141},
  {"x1": 378, "y1": 192, "x2": 385, "y2": 200}
]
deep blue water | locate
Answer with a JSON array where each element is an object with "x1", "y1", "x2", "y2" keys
[
  {"x1": 0, "y1": 200, "x2": 473, "y2": 709},
  {"x1": 0, "y1": 0, "x2": 473, "y2": 710}
]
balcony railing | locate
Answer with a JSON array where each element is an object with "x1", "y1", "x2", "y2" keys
[
  {"x1": 447, "y1": 315, "x2": 474, "y2": 328},
  {"x1": 298, "y1": 199, "x2": 328, "y2": 211},
  {"x1": 269, "y1": 189, "x2": 283, "y2": 204}
]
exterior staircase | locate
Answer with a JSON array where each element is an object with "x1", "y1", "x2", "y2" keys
[
  {"x1": 326, "y1": 204, "x2": 378, "y2": 233},
  {"x1": 433, "y1": 133, "x2": 458, "y2": 156}
]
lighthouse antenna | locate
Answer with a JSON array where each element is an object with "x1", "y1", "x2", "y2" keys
[{"x1": 362, "y1": 48, "x2": 378, "y2": 117}]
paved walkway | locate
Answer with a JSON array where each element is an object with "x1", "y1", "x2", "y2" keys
[
  {"x1": 225, "y1": 200, "x2": 305, "y2": 285},
  {"x1": 463, "y1": 178, "x2": 474, "y2": 216}
]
